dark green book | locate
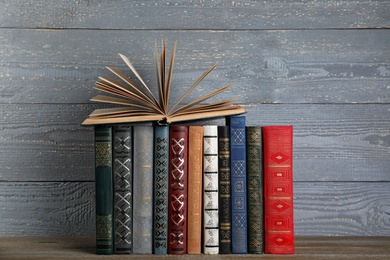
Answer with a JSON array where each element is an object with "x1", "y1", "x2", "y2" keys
[
  {"x1": 246, "y1": 126, "x2": 264, "y2": 253},
  {"x1": 94, "y1": 125, "x2": 114, "y2": 255}
]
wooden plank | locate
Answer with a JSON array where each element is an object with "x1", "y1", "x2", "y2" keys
[
  {"x1": 0, "y1": 182, "x2": 389, "y2": 237},
  {"x1": 0, "y1": 0, "x2": 389, "y2": 30},
  {"x1": 0, "y1": 29, "x2": 389, "y2": 104},
  {"x1": 0, "y1": 237, "x2": 390, "y2": 260},
  {"x1": 1, "y1": 103, "x2": 390, "y2": 182}
]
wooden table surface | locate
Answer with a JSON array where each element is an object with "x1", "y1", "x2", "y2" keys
[{"x1": 0, "y1": 236, "x2": 389, "y2": 259}]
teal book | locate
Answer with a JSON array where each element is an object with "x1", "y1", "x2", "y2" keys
[
  {"x1": 94, "y1": 125, "x2": 114, "y2": 255},
  {"x1": 153, "y1": 125, "x2": 169, "y2": 255},
  {"x1": 133, "y1": 125, "x2": 154, "y2": 254},
  {"x1": 228, "y1": 116, "x2": 248, "y2": 254}
]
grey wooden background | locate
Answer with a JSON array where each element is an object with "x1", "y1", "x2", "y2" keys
[{"x1": 0, "y1": 1, "x2": 389, "y2": 237}]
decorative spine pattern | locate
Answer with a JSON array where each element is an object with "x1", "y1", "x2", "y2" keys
[
  {"x1": 229, "y1": 116, "x2": 248, "y2": 254},
  {"x1": 218, "y1": 126, "x2": 232, "y2": 254},
  {"x1": 246, "y1": 126, "x2": 264, "y2": 253},
  {"x1": 263, "y1": 126, "x2": 294, "y2": 254},
  {"x1": 203, "y1": 125, "x2": 219, "y2": 254},
  {"x1": 133, "y1": 125, "x2": 154, "y2": 254},
  {"x1": 113, "y1": 125, "x2": 133, "y2": 254},
  {"x1": 153, "y1": 125, "x2": 169, "y2": 255},
  {"x1": 168, "y1": 126, "x2": 188, "y2": 254}
]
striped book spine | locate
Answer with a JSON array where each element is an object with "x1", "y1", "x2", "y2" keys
[{"x1": 203, "y1": 125, "x2": 219, "y2": 254}]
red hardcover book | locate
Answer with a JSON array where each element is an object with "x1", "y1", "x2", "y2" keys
[
  {"x1": 263, "y1": 126, "x2": 294, "y2": 254},
  {"x1": 168, "y1": 126, "x2": 188, "y2": 254}
]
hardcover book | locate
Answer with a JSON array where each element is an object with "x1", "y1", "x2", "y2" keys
[
  {"x1": 82, "y1": 41, "x2": 244, "y2": 125},
  {"x1": 246, "y1": 126, "x2": 264, "y2": 253},
  {"x1": 218, "y1": 126, "x2": 232, "y2": 254},
  {"x1": 168, "y1": 126, "x2": 188, "y2": 254},
  {"x1": 263, "y1": 126, "x2": 294, "y2": 254},
  {"x1": 153, "y1": 125, "x2": 169, "y2": 255},
  {"x1": 94, "y1": 125, "x2": 114, "y2": 255},
  {"x1": 113, "y1": 125, "x2": 133, "y2": 254},
  {"x1": 133, "y1": 125, "x2": 154, "y2": 254},
  {"x1": 203, "y1": 125, "x2": 219, "y2": 254},
  {"x1": 228, "y1": 116, "x2": 248, "y2": 254},
  {"x1": 187, "y1": 126, "x2": 204, "y2": 254}
]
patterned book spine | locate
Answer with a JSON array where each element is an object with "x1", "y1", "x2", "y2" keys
[
  {"x1": 228, "y1": 116, "x2": 248, "y2": 254},
  {"x1": 203, "y1": 125, "x2": 219, "y2": 254},
  {"x1": 133, "y1": 125, "x2": 154, "y2": 254},
  {"x1": 218, "y1": 126, "x2": 231, "y2": 254},
  {"x1": 153, "y1": 125, "x2": 169, "y2": 255},
  {"x1": 113, "y1": 125, "x2": 133, "y2": 254},
  {"x1": 263, "y1": 126, "x2": 294, "y2": 254},
  {"x1": 246, "y1": 126, "x2": 264, "y2": 253},
  {"x1": 187, "y1": 126, "x2": 204, "y2": 254},
  {"x1": 168, "y1": 126, "x2": 188, "y2": 254},
  {"x1": 94, "y1": 125, "x2": 114, "y2": 255}
]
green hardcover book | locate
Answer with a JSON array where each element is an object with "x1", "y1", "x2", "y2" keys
[
  {"x1": 246, "y1": 126, "x2": 264, "y2": 253},
  {"x1": 94, "y1": 125, "x2": 114, "y2": 255}
]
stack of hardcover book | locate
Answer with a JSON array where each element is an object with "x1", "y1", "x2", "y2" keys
[{"x1": 83, "y1": 42, "x2": 294, "y2": 255}]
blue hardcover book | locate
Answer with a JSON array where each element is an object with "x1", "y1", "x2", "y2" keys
[
  {"x1": 133, "y1": 125, "x2": 154, "y2": 254},
  {"x1": 228, "y1": 116, "x2": 248, "y2": 254},
  {"x1": 153, "y1": 125, "x2": 169, "y2": 255}
]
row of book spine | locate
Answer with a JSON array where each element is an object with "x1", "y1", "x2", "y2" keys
[{"x1": 94, "y1": 116, "x2": 294, "y2": 255}]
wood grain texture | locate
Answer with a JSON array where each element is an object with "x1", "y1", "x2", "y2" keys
[
  {"x1": 0, "y1": 0, "x2": 389, "y2": 30},
  {"x1": 1, "y1": 237, "x2": 390, "y2": 259},
  {"x1": 1, "y1": 182, "x2": 389, "y2": 237},
  {"x1": 0, "y1": 29, "x2": 389, "y2": 104},
  {"x1": 1, "y1": 104, "x2": 389, "y2": 182}
]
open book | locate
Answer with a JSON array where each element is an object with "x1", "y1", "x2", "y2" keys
[{"x1": 82, "y1": 41, "x2": 245, "y2": 125}]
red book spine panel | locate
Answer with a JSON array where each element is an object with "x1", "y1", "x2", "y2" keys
[
  {"x1": 168, "y1": 126, "x2": 188, "y2": 254},
  {"x1": 263, "y1": 126, "x2": 294, "y2": 254}
]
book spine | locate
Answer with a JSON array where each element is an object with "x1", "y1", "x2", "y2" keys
[
  {"x1": 94, "y1": 125, "x2": 114, "y2": 255},
  {"x1": 263, "y1": 126, "x2": 294, "y2": 254},
  {"x1": 203, "y1": 125, "x2": 219, "y2": 254},
  {"x1": 168, "y1": 126, "x2": 188, "y2": 254},
  {"x1": 153, "y1": 125, "x2": 169, "y2": 255},
  {"x1": 133, "y1": 125, "x2": 154, "y2": 254},
  {"x1": 246, "y1": 126, "x2": 264, "y2": 254},
  {"x1": 113, "y1": 125, "x2": 133, "y2": 254},
  {"x1": 228, "y1": 116, "x2": 248, "y2": 254},
  {"x1": 187, "y1": 126, "x2": 204, "y2": 254},
  {"x1": 218, "y1": 126, "x2": 232, "y2": 254}
]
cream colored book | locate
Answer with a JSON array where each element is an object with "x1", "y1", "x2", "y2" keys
[{"x1": 82, "y1": 41, "x2": 245, "y2": 125}]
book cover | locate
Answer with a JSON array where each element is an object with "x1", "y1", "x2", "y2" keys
[
  {"x1": 228, "y1": 116, "x2": 248, "y2": 254},
  {"x1": 153, "y1": 125, "x2": 169, "y2": 255},
  {"x1": 187, "y1": 126, "x2": 204, "y2": 254},
  {"x1": 246, "y1": 126, "x2": 264, "y2": 254},
  {"x1": 218, "y1": 126, "x2": 232, "y2": 254},
  {"x1": 263, "y1": 126, "x2": 294, "y2": 254},
  {"x1": 133, "y1": 125, "x2": 154, "y2": 254},
  {"x1": 113, "y1": 125, "x2": 133, "y2": 254},
  {"x1": 94, "y1": 125, "x2": 114, "y2": 255},
  {"x1": 203, "y1": 125, "x2": 219, "y2": 254},
  {"x1": 168, "y1": 126, "x2": 188, "y2": 254},
  {"x1": 82, "y1": 41, "x2": 244, "y2": 125}
]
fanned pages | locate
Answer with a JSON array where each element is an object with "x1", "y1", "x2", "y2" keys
[{"x1": 82, "y1": 41, "x2": 245, "y2": 125}]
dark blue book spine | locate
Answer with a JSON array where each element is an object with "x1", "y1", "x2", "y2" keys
[
  {"x1": 94, "y1": 125, "x2": 114, "y2": 255},
  {"x1": 153, "y1": 125, "x2": 169, "y2": 255},
  {"x1": 228, "y1": 116, "x2": 248, "y2": 254}
]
